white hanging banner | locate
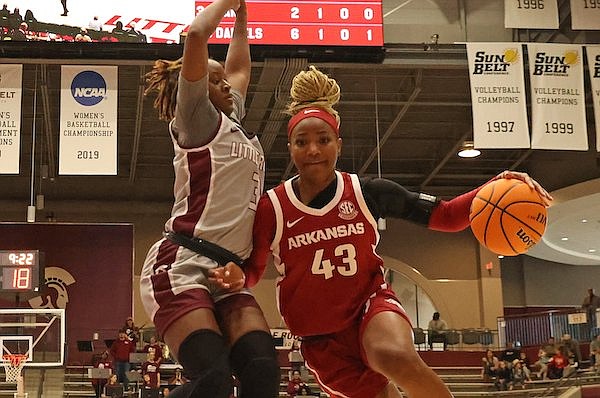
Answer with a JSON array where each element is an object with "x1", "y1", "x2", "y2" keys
[
  {"x1": 570, "y1": 0, "x2": 600, "y2": 30},
  {"x1": 504, "y1": 0, "x2": 559, "y2": 29},
  {"x1": 0, "y1": 65, "x2": 23, "y2": 174},
  {"x1": 466, "y1": 43, "x2": 530, "y2": 149},
  {"x1": 527, "y1": 44, "x2": 588, "y2": 151},
  {"x1": 59, "y1": 66, "x2": 118, "y2": 175},
  {"x1": 586, "y1": 45, "x2": 600, "y2": 152}
]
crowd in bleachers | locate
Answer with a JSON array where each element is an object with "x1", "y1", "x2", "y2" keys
[{"x1": 0, "y1": 3, "x2": 147, "y2": 43}]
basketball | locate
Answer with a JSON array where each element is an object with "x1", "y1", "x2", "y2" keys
[{"x1": 469, "y1": 178, "x2": 547, "y2": 256}]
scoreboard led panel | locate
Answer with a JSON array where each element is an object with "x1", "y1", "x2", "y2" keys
[
  {"x1": 196, "y1": 0, "x2": 384, "y2": 46},
  {"x1": 0, "y1": 250, "x2": 42, "y2": 292}
]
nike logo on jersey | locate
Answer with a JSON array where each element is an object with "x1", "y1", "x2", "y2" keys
[{"x1": 286, "y1": 217, "x2": 304, "y2": 228}]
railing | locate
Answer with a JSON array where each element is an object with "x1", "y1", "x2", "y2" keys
[
  {"x1": 413, "y1": 328, "x2": 500, "y2": 350},
  {"x1": 497, "y1": 308, "x2": 600, "y2": 348}
]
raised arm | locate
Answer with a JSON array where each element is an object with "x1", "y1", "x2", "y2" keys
[
  {"x1": 181, "y1": 0, "x2": 241, "y2": 82},
  {"x1": 224, "y1": 0, "x2": 251, "y2": 97}
]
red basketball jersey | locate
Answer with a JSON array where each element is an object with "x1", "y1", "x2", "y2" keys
[{"x1": 267, "y1": 171, "x2": 388, "y2": 336}]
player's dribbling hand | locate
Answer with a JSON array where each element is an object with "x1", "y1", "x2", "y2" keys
[
  {"x1": 208, "y1": 262, "x2": 246, "y2": 291},
  {"x1": 494, "y1": 170, "x2": 553, "y2": 207}
]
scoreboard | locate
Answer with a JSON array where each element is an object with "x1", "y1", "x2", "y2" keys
[
  {"x1": 196, "y1": 0, "x2": 384, "y2": 46},
  {"x1": 0, "y1": 250, "x2": 42, "y2": 292}
]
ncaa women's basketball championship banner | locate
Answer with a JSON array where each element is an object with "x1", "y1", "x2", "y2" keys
[
  {"x1": 586, "y1": 46, "x2": 600, "y2": 152},
  {"x1": 466, "y1": 43, "x2": 529, "y2": 149},
  {"x1": 59, "y1": 66, "x2": 118, "y2": 175},
  {"x1": 526, "y1": 44, "x2": 588, "y2": 151},
  {"x1": 504, "y1": 0, "x2": 559, "y2": 29},
  {"x1": 570, "y1": 0, "x2": 600, "y2": 30},
  {"x1": 0, "y1": 65, "x2": 23, "y2": 174}
]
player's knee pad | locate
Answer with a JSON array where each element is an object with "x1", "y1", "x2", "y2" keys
[
  {"x1": 175, "y1": 329, "x2": 232, "y2": 398},
  {"x1": 230, "y1": 330, "x2": 280, "y2": 398}
]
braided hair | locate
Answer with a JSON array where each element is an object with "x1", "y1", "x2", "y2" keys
[
  {"x1": 144, "y1": 58, "x2": 183, "y2": 121},
  {"x1": 286, "y1": 65, "x2": 341, "y2": 125}
]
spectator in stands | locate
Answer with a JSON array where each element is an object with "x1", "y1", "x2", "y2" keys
[
  {"x1": 481, "y1": 349, "x2": 499, "y2": 382},
  {"x1": 561, "y1": 333, "x2": 581, "y2": 366},
  {"x1": 533, "y1": 346, "x2": 551, "y2": 379},
  {"x1": 288, "y1": 339, "x2": 304, "y2": 370},
  {"x1": 582, "y1": 288, "x2": 600, "y2": 335},
  {"x1": 500, "y1": 341, "x2": 520, "y2": 367},
  {"x1": 91, "y1": 350, "x2": 112, "y2": 398},
  {"x1": 162, "y1": 387, "x2": 170, "y2": 396},
  {"x1": 517, "y1": 351, "x2": 532, "y2": 380},
  {"x1": 494, "y1": 360, "x2": 512, "y2": 391},
  {"x1": 10, "y1": 21, "x2": 27, "y2": 40},
  {"x1": 167, "y1": 366, "x2": 189, "y2": 388},
  {"x1": 0, "y1": 4, "x2": 9, "y2": 19},
  {"x1": 590, "y1": 334, "x2": 600, "y2": 371},
  {"x1": 287, "y1": 369, "x2": 311, "y2": 397},
  {"x1": 60, "y1": 0, "x2": 68, "y2": 16},
  {"x1": 8, "y1": 7, "x2": 22, "y2": 30},
  {"x1": 89, "y1": 16, "x2": 102, "y2": 31},
  {"x1": 142, "y1": 335, "x2": 164, "y2": 364},
  {"x1": 427, "y1": 312, "x2": 448, "y2": 350},
  {"x1": 75, "y1": 27, "x2": 92, "y2": 42},
  {"x1": 122, "y1": 317, "x2": 141, "y2": 345},
  {"x1": 509, "y1": 360, "x2": 530, "y2": 390},
  {"x1": 141, "y1": 350, "x2": 161, "y2": 390},
  {"x1": 109, "y1": 330, "x2": 136, "y2": 391},
  {"x1": 547, "y1": 345, "x2": 569, "y2": 379},
  {"x1": 111, "y1": 21, "x2": 127, "y2": 35},
  {"x1": 126, "y1": 22, "x2": 147, "y2": 43}
]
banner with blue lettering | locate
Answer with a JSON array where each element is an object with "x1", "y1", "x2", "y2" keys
[
  {"x1": 0, "y1": 65, "x2": 23, "y2": 174},
  {"x1": 466, "y1": 43, "x2": 529, "y2": 149},
  {"x1": 527, "y1": 44, "x2": 588, "y2": 151},
  {"x1": 59, "y1": 66, "x2": 118, "y2": 175},
  {"x1": 504, "y1": 0, "x2": 559, "y2": 29},
  {"x1": 570, "y1": 0, "x2": 600, "y2": 30},
  {"x1": 586, "y1": 46, "x2": 600, "y2": 152}
]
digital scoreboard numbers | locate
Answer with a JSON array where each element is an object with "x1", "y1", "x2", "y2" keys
[
  {"x1": 196, "y1": 0, "x2": 383, "y2": 46},
  {"x1": 0, "y1": 250, "x2": 42, "y2": 292}
]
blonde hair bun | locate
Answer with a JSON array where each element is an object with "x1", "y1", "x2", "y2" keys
[{"x1": 286, "y1": 66, "x2": 340, "y2": 121}]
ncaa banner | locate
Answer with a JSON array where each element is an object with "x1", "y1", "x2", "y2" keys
[
  {"x1": 527, "y1": 44, "x2": 588, "y2": 151},
  {"x1": 59, "y1": 66, "x2": 118, "y2": 175},
  {"x1": 570, "y1": 0, "x2": 600, "y2": 30},
  {"x1": 0, "y1": 65, "x2": 23, "y2": 174},
  {"x1": 504, "y1": 0, "x2": 559, "y2": 29},
  {"x1": 466, "y1": 43, "x2": 529, "y2": 149},
  {"x1": 586, "y1": 46, "x2": 600, "y2": 152}
]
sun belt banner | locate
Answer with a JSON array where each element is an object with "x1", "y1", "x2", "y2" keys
[
  {"x1": 570, "y1": 0, "x2": 600, "y2": 30},
  {"x1": 466, "y1": 43, "x2": 529, "y2": 149},
  {"x1": 527, "y1": 44, "x2": 588, "y2": 151},
  {"x1": 0, "y1": 65, "x2": 23, "y2": 174},
  {"x1": 504, "y1": 0, "x2": 559, "y2": 29},
  {"x1": 586, "y1": 46, "x2": 600, "y2": 152},
  {"x1": 59, "y1": 66, "x2": 118, "y2": 175}
]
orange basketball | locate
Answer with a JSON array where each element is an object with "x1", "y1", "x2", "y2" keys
[{"x1": 469, "y1": 178, "x2": 547, "y2": 256}]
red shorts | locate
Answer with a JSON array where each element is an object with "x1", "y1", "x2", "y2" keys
[{"x1": 300, "y1": 288, "x2": 410, "y2": 398}]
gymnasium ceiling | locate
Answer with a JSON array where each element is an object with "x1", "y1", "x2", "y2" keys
[{"x1": 2, "y1": 16, "x2": 600, "y2": 266}]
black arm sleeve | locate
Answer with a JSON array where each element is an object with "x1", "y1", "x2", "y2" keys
[{"x1": 360, "y1": 177, "x2": 439, "y2": 226}]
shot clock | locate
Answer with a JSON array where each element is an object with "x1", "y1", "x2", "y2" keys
[{"x1": 0, "y1": 250, "x2": 42, "y2": 292}]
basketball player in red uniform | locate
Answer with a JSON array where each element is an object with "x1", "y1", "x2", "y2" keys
[
  {"x1": 213, "y1": 66, "x2": 551, "y2": 397},
  {"x1": 140, "y1": 0, "x2": 279, "y2": 397}
]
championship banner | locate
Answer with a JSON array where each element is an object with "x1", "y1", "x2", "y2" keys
[
  {"x1": 59, "y1": 66, "x2": 118, "y2": 175},
  {"x1": 570, "y1": 0, "x2": 600, "y2": 30},
  {"x1": 466, "y1": 43, "x2": 530, "y2": 149},
  {"x1": 504, "y1": 0, "x2": 559, "y2": 29},
  {"x1": 527, "y1": 44, "x2": 588, "y2": 151},
  {"x1": 0, "y1": 65, "x2": 23, "y2": 174},
  {"x1": 586, "y1": 46, "x2": 600, "y2": 152}
]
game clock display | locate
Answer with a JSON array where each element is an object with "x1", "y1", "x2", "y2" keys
[
  {"x1": 0, "y1": 250, "x2": 42, "y2": 292},
  {"x1": 196, "y1": 0, "x2": 384, "y2": 46}
]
